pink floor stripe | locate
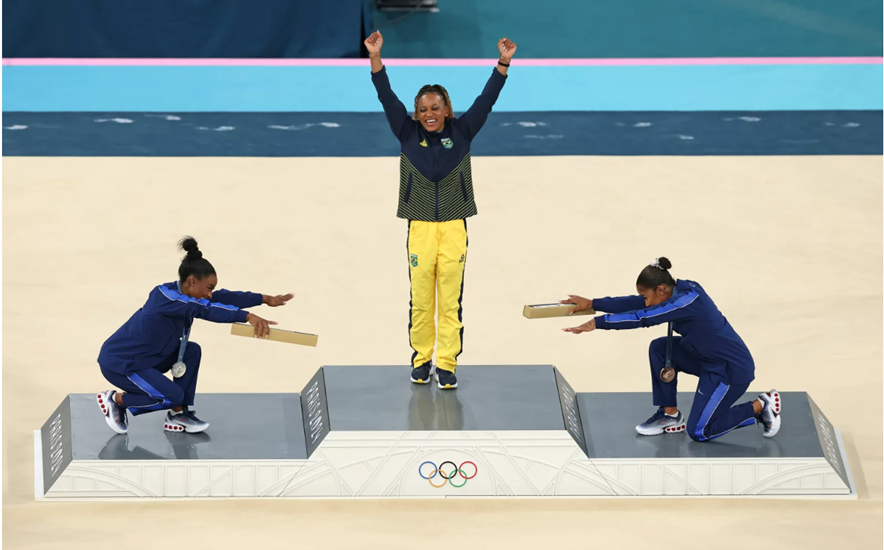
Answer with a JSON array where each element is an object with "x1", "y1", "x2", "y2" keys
[{"x1": 3, "y1": 57, "x2": 882, "y2": 67}]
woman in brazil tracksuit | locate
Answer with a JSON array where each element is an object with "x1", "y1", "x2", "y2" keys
[
  {"x1": 364, "y1": 30, "x2": 516, "y2": 390},
  {"x1": 96, "y1": 237, "x2": 291, "y2": 434},
  {"x1": 562, "y1": 258, "x2": 782, "y2": 441}
]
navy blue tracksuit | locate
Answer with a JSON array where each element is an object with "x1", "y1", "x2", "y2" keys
[
  {"x1": 98, "y1": 282, "x2": 262, "y2": 415},
  {"x1": 594, "y1": 279, "x2": 757, "y2": 441}
]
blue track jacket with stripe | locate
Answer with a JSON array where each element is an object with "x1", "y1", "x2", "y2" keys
[
  {"x1": 98, "y1": 282, "x2": 263, "y2": 375},
  {"x1": 592, "y1": 279, "x2": 755, "y2": 384}
]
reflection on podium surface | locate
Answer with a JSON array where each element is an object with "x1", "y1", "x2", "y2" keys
[{"x1": 98, "y1": 432, "x2": 213, "y2": 460}]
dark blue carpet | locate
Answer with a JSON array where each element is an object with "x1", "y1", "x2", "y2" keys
[{"x1": 3, "y1": 111, "x2": 880, "y2": 156}]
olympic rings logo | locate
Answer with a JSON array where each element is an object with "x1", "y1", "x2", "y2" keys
[{"x1": 418, "y1": 460, "x2": 478, "y2": 488}]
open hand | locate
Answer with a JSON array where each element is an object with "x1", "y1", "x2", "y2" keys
[
  {"x1": 263, "y1": 293, "x2": 294, "y2": 307},
  {"x1": 365, "y1": 31, "x2": 384, "y2": 55},
  {"x1": 560, "y1": 294, "x2": 592, "y2": 315},
  {"x1": 246, "y1": 312, "x2": 277, "y2": 338},
  {"x1": 563, "y1": 319, "x2": 596, "y2": 334},
  {"x1": 498, "y1": 37, "x2": 517, "y2": 61}
]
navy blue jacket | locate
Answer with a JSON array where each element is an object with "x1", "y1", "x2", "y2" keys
[
  {"x1": 371, "y1": 65, "x2": 507, "y2": 221},
  {"x1": 98, "y1": 282, "x2": 263, "y2": 375},
  {"x1": 593, "y1": 279, "x2": 755, "y2": 384}
]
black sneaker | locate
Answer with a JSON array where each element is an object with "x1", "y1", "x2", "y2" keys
[
  {"x1": 411, "y1": 362, "x2": 434, "y2": 385},
  {"x1": 435, "y1": 368, "x2": 458, "y2": 390}
]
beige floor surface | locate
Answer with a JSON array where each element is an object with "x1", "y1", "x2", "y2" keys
[{"x1": 2, "y1": 156, "x2": 882, "y2": 549}]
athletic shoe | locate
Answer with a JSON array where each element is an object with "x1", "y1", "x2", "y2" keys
[
  {"x1": 435, "y1": 368, "x2": 458, "y2": 390},
  {"x1": 756, "y1": 389, "x2": 782, "y2": 438},
  {"x1": 96, "y1": 390, "x2": 128, "y2": 434},
  {"x1": 635, "y1": 408, "x2": 686, "y2": 436},
  {"x1": 411, "y1": 362, "x2": 435, "y2": 385},
  {"x1": 163, "y1": 410, "x2": 210, "y2": 433}
]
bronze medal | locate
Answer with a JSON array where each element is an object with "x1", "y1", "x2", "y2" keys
[{"x1": 659, "y1": 366, "x2": 675, "y2": 383}]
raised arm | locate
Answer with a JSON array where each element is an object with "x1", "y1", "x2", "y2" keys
[
  {"x1": 458, "y1": 37, "x2": 516, "y2": 141},
  {"x1": 365, "y1": 31, "x2": 413, "y2": 142}
]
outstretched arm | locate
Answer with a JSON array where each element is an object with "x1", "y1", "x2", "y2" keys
[
  {"x1": 592, "y1": 295, "x2": 647, "y2": 313},
  {"x1": 366, "y1": 31, "x2": 412, "y2": 142},
  {"x1": 564, "y1": 289, "x2": 700, "y2": 334},
  {"x1": 212, "y1": 290, "x2": 293, "y2": 309},
  {"x1": 595, "y1": 289, "x2": 700, "y2": 330},
  {"x1": 154, "y1": 286, "x2": 280, "y2": 338},
  {"x1": 560, "y1": 294, "x2": 646, "y2": 315},
  {"x1": 210, "y1": 289, "x2": 264, "y2": 309},
  {"x1": 458, "y1": 37, "x2": 516, "y2": 141},
  {"x1": 212, "y1": 290, "x2": 292, "y2": 337},
  {"x1": 155, "y1": 285, "x2": 249, "y2": 324}
]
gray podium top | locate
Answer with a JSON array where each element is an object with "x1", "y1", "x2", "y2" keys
[
  {"x1": 321, "y1": 365, "x2": 567, "y2": 431},
  {"x1": 578, "y1": 391, "x2": 824, "y2": 459},
  {"x1": 68, "y1": 393, "x2": 308, "y2": 461}
]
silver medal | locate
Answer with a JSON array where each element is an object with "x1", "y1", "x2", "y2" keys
[{"x1": 172, "y1": 361, "x2": 187, "y2": 378}]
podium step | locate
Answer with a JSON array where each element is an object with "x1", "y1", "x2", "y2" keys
[
  {"x1": 577, "y1": 392, "x2": 853, "y2": 496},
  {"x1": 320, "y1": 364, "x2": 570, "y2": 431},
  {"x1": 36, "y1": 365, "x2": 854, "y2": 500}
]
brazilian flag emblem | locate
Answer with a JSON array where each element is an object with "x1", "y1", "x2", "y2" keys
[
  {"x1": 410, "y1": 254, "x2": 419, "y2": 267},
  {"x1": 441, "y1": 138, "x2": 453, "y2": 149}
]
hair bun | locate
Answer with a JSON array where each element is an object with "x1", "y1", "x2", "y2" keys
[
  {"x1": 657, "y1": 257, "x2": 672, "y2": 270},
  {"x1": 177, "y1": 236, "x2": 201, "y2": 259}
]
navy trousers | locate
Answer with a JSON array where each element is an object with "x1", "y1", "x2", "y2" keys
[
  {"x1": 649, "y1": 337, "x2": 756, "y2": 441},
  {"x1": 100, "y1": 342, "x2": 202, "y2": 416}
]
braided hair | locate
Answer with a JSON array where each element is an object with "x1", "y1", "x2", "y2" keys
[
  {"x1": 636, "y1": 257, "x2": 675, "y2": 290},
  {"x1": 413, "y1": 84, "x2": 454, "y2": 121},
  {"x1": 177, "y1": 236, "x2": 216, "y2": 283}
]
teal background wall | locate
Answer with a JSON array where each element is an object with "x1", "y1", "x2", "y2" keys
[{"x1": 373, "y1": 0, "x2": 883, "y2": 58}]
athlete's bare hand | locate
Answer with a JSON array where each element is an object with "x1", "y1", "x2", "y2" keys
[
  {"x1": 563, "y1": 319, "x2": 596, "y2": 334},
  {"x1": 560, "y1": 295, "x2": 592, "y2": 315},
  {"x1": 246, "y1": 313, "x2": 277, "y2": 338},
  {"x1": 263, "y1": 293, "x2": 294, "y2": 307},
  {"x1": 365, "y1": 31, "x2": 384, "y2": 55},
  {"x1": 498, "y1": 37, "x2": 517, "y2": 61}
]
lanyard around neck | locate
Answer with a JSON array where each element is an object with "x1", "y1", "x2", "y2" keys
[{"x1": 176, "y1": 281, "x2": 192, "y2": 363}]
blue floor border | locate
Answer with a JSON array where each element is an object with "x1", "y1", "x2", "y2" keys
[
  {"x1": 3, "y1": 111, "x2": 881, "y2": 156},
  {"x1": 4, "y1": 64, "x2": 882, "y2": 112}
]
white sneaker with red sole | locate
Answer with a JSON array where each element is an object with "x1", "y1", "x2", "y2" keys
[
  {"x1": 96, "y1": 390, "x2": 128, "y2": 434},
  {"x1": 163, "y1": 410, "x2": 210, "y2": 433},
  {"x1": 635, "y1": 408, "x2": 686, "y2": 436},
  {"x1": 757, "y1": 389, "x2": 782, "y2": 438}
]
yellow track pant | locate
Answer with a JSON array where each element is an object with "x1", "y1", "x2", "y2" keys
[{"x1": 407, "y1": 219, "x2": 468, "y2": 374}]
